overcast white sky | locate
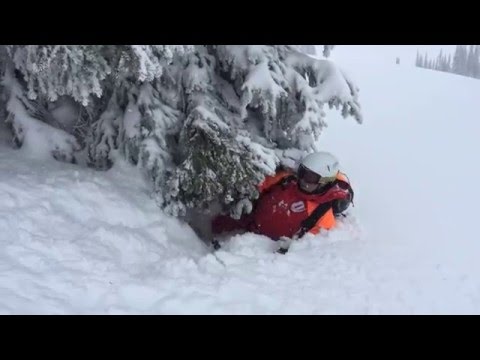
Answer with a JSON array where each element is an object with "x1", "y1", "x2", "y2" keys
[{"x1": 326, "y1": 45, "x2": 457, "y2": 66}]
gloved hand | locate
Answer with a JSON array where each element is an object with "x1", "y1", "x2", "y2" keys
[
  {"x1": 320, "y1": 185, "x2": 351, "y2": 203},
  {"x1": 276, "y1": 236, "x2": 294, "y2": 254}
]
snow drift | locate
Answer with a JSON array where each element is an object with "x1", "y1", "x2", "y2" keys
[{"x1": 2, "y1": 46, "x2": 480, "y2": 314}]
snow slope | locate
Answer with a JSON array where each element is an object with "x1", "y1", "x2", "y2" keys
[{"x1": 2, "y1": 48, "x2": 480, "y2": 314}]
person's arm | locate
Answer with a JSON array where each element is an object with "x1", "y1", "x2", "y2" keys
[
  {"x1": 332, "y1": 180, "x2": 354, "y2": 216},
  {"x1": 257, "y1": 170, "x2": 293, "y2": 193}
]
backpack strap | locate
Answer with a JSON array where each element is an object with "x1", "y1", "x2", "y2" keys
[{"x1": 296, "y1": 201, "x2": 334, "y2": 239}]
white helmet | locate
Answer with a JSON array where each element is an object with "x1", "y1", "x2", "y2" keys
[{"x1": 300, "y1": 152, "x2": 340, "y2": 178}]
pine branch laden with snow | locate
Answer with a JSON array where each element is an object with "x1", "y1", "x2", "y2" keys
[
  {"x1": 2, "y1": 66, "x2": 80, "y2": 162},
  {"x1": 129, "y1": 80, "x2": 182, "y2": 188},
  {"x1": 6, "y1": 45, "x2": 194, "y2": 106},
  {"x1": 165, "y1": 48, "x2": 270, "y2": 218},
  {"x1": 214, "y1": 45, "x2": 361, "y2": 151},
  {"x1": 85, "y1": 93, "x2": 122, "y2": 170},
  {"x1": 127, "y1": 45, "x2": 194, "y2": 83},
  {"x1": 7, "y1": 45, "x2": 111, "y2": 106},
  {"x1": 292, "y1": 45, "x2": 317, "y2": 56},
  {"x1": 287, "y1": 53, "x2": 362, "y2": 149},
  {"x1": 167, "y1": 114, "x2": 267, "y2": 219}
]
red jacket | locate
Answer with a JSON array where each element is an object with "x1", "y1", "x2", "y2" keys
[{"x1": 212, "y1": 170, "x2": 353, "y2": 240}]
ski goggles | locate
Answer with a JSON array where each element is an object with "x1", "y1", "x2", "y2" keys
[{"x1": 297, "y1": 164, "x2": 336, "y2": 185}]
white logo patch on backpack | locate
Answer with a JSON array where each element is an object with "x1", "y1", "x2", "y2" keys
[{"x1": 290, "y1": 201, "x2": 306, "y2": 213}]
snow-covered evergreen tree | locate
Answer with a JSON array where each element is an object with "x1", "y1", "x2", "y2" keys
[
  {"x1": 440, "y1": 51, "x2": 450, "y2": 72},
  {"x1": 417, "y1": 46, "x2": 480, "y2": 79},
  {"x1": 162, "y1": 45, "x2": 361, "y2": 218},
  {"x1": 0, "y1": 45, "x2": 192, "y2": 165},
  {"x1": 0, "y1": 45, "x2": 361, "y2": 220},
  {"x1": 436, "y1": 50, "x2": 443, "y2": 71},
  {"x1": 470, "y1": 45, "x2": 480, "y2": 78},
  {"x1": 423, "y1": 53, "x2": 429, "y2": 69},
  {"x1": 415, "y1": 51, "x2": 422, "y2": 67},
  {"x1": 466, "y1": 45, "x2": 475, "y2": 77},
  {"x1": 453, "y1": 45, "x2": 468, "y2": 75}
]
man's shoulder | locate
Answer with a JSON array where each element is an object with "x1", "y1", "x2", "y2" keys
[{"x1": 258, "y1": 170, "x2": 295, "y2": 193}]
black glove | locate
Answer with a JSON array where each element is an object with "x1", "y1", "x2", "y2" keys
[
  {"x1": 332, "y1": 198, "x2": 351, "y2": 215},
  {"x1": 333, "y1": 180, "x2": 354, "y2": 216}
]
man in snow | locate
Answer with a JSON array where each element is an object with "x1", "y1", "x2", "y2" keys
[{"x1": 211, "y1": 151, "x2": 354, "y2": 244}]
